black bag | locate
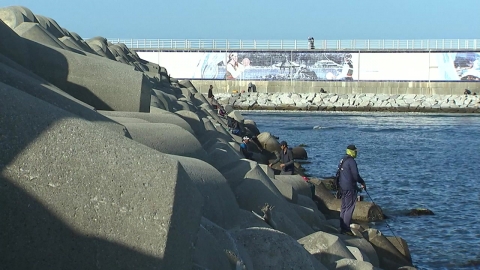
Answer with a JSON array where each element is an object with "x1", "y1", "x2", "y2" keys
[{"x1": 333, "y1": 156, "x2": 350, "y2": 199}]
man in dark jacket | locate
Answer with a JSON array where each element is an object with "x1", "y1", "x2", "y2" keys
[
  {"x1": 338, "y1": 144, "x2": 366, "y2": 235},
  {"x1": 269, "y1": 141, "x2": 294, "y2": 175}
]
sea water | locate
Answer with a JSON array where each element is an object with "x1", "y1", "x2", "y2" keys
[{"x1": 243, "y1": 111, "x2": 480, "y2": 270}]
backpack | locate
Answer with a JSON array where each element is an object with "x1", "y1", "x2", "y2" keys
[{"x1": 333, "y1": 156, "x2": 351, "y2": 199}]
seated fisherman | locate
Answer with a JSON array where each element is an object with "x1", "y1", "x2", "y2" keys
[{"x1": 240, "y1": 136, "x2": 254, "y2": 160}]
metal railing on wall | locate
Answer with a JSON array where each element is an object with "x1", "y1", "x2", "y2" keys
[{"x1": 107, "y1": 38, "x2": 480, "y2": 51}]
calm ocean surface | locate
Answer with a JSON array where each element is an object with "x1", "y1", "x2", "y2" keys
[{"x1": 243, "y1": 111, "x2": 480, "y2": 270}]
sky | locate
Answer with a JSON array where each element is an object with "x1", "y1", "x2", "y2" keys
[{"x1": 2, "y1": 0, "x2": 480, "y2": 41}]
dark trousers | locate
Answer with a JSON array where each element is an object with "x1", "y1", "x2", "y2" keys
[
  {"x1": 280, "y1": 170, "x2": 293, "y2": 175},
  {"x1": 339, "y1": 189, "x2": 357, "y2": 231}
]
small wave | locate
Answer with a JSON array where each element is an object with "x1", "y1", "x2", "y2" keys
[
  {"x1": 282, "y1": 126, "x2": 316, "y2": 131},
  {"x1": 358, "y1": 127, "x2": 406, "y2": 133},
  {"x1": 312, "y1": 126, "x2": 338, "y2": 130}
]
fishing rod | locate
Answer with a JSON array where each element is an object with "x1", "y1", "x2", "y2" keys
[{"x1": 363, "y1": 189, "x2": 405, "y2": 248}]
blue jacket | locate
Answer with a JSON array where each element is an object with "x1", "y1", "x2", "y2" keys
[{"x1": 338, "y1": 155, "x2": 365, "y2": 191}]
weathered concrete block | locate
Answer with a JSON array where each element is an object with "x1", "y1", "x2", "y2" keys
[
  {"x1": 168, "y1": 155, "x2": 240, "y2": 229},
  {"x1": 338, "y1": 234, "x2": 380, "y2": 268},
  {"x1": 232, "y1": 228, "x2": 327, "y2": 270},
  {"x1": 346, "y1": 246, "x2": 372, "y2": 264},
  {"x1": 234, "y1": 176, "x2": 315, "y2": 238},
  {"x1": 0, "y1": 19, "x2": 30, "y2": 68},
  {"x1": 296, "y1": 194, "x2": 326, "y2": 221},
  {"x1": 314, "y1": 182, "x2": 384, "y2": 222},
  {"x1": 2, "y1": 23, "x2": 151, "y2": 112},
  {"x1": 0, "y1": 63, "x2": 129, "y2": 137},
  {"x1": 299, "y1": 231, "x2": 355, "y2": 268},
  {"x1": 271, "y1": 178, "x2": 298, "y2": 203},
  {"x1": 0, "y1": 84, "x2": 203, "y2": 269},
  {"x1": 193, "y1": 226, "x2": 232, "y2": 270},
  {"x1": 258, "y1": 163, "x2": 275, "y2": 178},
  {"x1": 364, "y1": 229, "x2": 412, "y2": 269},
  {"x1": 334, "y1": 258, "x2": 381, "y2": 270},
  {"x1": 85, "y1": 37, "x2": 115, "y2": 60},
  {"x1": 201, "y1": 217, "x2": 254, "y2": 270},
  {"x1": 175, "y1": 110, "x2": 204, "y2": 136},
  {"x1": 387, "y1": 236, "x2": 413, "y2": 264},
  {"x1": 204, "y1": 140, "x2": 243, "y2": 170},
  {"x1": 275, "y1": 174, "x2": 313, "y2": 198},
  {"x1": 120, "y1": 122, "x2": 208, "y2": 160},
  {"x1": 0, "y1": 6, "x2": 31, "y2": 29},
  {"x1": 14, "y1": 22, "x2": 69, "y2": 50},
  {"x1": 34, "y1": 14, "x2": 65, "y2": 38},
  {"x1": 99, "y1": 110, "x2": 195, "y2": 135}
]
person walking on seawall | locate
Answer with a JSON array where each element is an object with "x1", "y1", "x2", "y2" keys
[
  {"x1": 225, "y1": 52, "x2": 250, "y2": 80},
  {"x1": 207, "y1": 85, "x2": 214, "y2": 99},
  {"x1": 338, "y1": 144, "x2": 366, "y2": 235},
  {"x1": 207, "y1": 85, "x2": 220, "y2": 109},
  {"x1": 269, "y1": 141, "x2": 294, "y2": 175}
]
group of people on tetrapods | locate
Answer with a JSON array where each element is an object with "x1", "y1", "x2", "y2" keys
[
  {"x1": 208, "y1": 85, "x2": 366, "y2": 236},
  {"x1": 267, "y1": 143, "x2": 368, "y2": 236},
  {"x1": 261, "y1": 140, "x2": 368, "y2": 237}
]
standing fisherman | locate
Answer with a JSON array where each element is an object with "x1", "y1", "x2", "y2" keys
[{"x1": 337, "y1": 144, "x2": 367, "y2": 235}]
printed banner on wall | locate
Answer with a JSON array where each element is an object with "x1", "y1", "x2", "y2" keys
[
  {"x1": 435, "y1": 52, "x2": 480, "y2": 81},
  {"x1": 137, "y1": 51, "x2": 480, "y2": 81}
]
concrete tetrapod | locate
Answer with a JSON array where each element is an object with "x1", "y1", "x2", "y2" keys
[
  {"x1": 0, "y1": 61, "x2": 130, "y2": 138},
  {"x1": 346, "y1": 246, "x2": 373, "y2": 265},
  {"x1": 275, "y1": 174, "x2": 314, "y2": 198},
  {"x1": 192, "y1": 226, "x2": 232, "y2": 270},
  {"x1": 363, "y1": 228, "x2": 413, "y2": 270},
  {"x1": 296, "y1": 194, "x2": 327, "y2": 221},
  {"x1": 314, "y1": 182, "x2": 384, "y2": 222},
  {"x1": 232, "y1": 166, "x2": 316, "y2": 238},
  {"x1": 299, "y1": 231, "x2": 356, "y2": 269},
  {"x1": 0, "y1": 6, "x2": 29, "y2": 29},
  {"x1": 167, "y1": 155, "x2": 241, "y2": 230},
  {"x1": 232, "y1": 227, "x2": 328, "y2": 270},
  {"x1": 0, "y1": 84, "x2": 203, "y2": 269},
  {"x1": 118, "y1": 122, "x2": 209, "y2": 160},
  {"x1": 271, "y1": 178, "x2": 299, "y2": 203},
  {"x1": 175, "y1": 110, "x2": 205, "y2": 137},
  {"x1": 1, "y1": 19, "x2": 151, "y2": 112},
  {"x1": 14, "y1": 22, "x2": 70, "y2": 50},
  {"x1": 200, "y1": 217, "x2": 255, "y2": 270},
  {"x1": 337, "y1": 234, "x2": 380, "y2": 268},
  {"x1": 99, "y1": 109, "x2": 195, "y2": 135},
  {"x1": 335, "y1": 258, "x2": 382, "y2": 270},
  {"x1": 289, "y1": 203, "x2": 330, "y2": 233}
]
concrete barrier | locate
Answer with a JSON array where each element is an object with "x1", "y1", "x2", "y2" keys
[
  {"x1": 0, "y1": 84, "x2": 203, "y2": 269},
  {"x1": 232, "y1": 228, "x2": 327, "y2": 270},
  {"x1": 299, "y1": 231, "x2": 355, "y2": 269},
  {"x1": 314, "y1": 182, "x2": 384, "y2": 222},
  {"x1": 1, "y1": 19, "x2": 152, "y2": 112}
]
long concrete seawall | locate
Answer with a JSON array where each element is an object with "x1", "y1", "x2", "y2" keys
[
  {"x1": 213, "y1": 92, "x2": 480, "y2": 113},
  {"x1": 192, "y1": 79, "x2": 480, "y2": 96}
]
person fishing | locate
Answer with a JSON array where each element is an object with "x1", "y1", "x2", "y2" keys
[
  {"x1": 269, "y1": 141, "x2": 294, "y2": 175},
  {"x1": 336, "y1": 144, "x2": 367, "y2": 235}
]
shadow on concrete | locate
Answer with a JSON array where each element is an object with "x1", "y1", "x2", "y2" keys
[{"x1": 0, "y1": 178, "x2": 163, "y2": 269}]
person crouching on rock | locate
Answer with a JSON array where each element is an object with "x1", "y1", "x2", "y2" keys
[
  {"x1": 269, "y1": 141, "x2": 294, "y2": 175},
  {"x1": 240, "y1": 136, "x2": 253, "y2": 160},
  {"x1": 338, "y1": 144, "x2": 367, "y2": 235}
]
